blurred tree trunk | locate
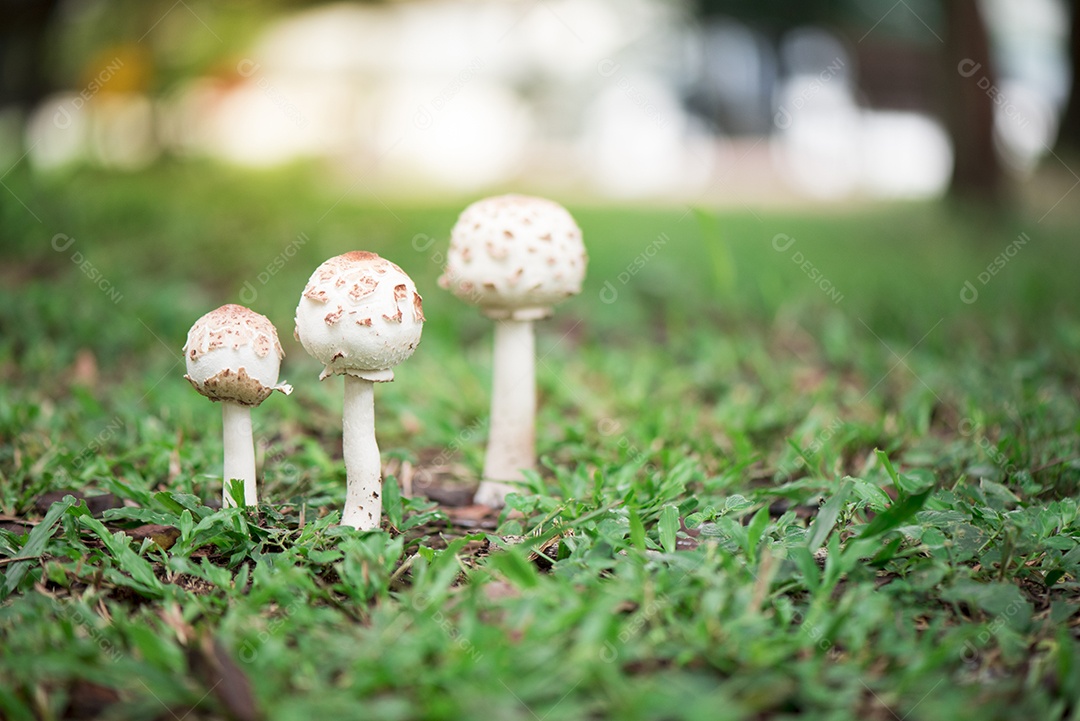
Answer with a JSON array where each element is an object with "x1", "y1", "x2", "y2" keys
[
  {"x1": 944, "y1": 0, "x2": 1004, "y2": 202},
  {"x1": 1056, "y1": 1, "x2": 1080, "y2": 153},
  {"x1": 0, "y1": 0, "x2": 60, "y2": 110}
]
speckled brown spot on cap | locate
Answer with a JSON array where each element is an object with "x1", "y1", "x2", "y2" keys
[
  {"x1": 438, "y1": 194, "x2": 587, "y2": 316},
  {"x1": 342, "y1": 250, "x2": 379, "y2": 263},
  {"x1": 295, "y1": 251, "x2": 424, "y2": 380},
  {"x1": 325, "y1": 306, "x2": 345, "y2": 325},
  {"x1": 303, "y1": 286, "x2": 329, "y2": 303},
  {"x1": 348, "y1": 275, "x2": 379, "y2": 302},
  {"x1": 412, "y1": 293, "x2": 425, "y2": 322},
  {"x1": 183, "y1": 304, "x2": 285, "y2": 362},
  {"x1": 186, "y1": 366, "x2": 276, "y2": 406}
]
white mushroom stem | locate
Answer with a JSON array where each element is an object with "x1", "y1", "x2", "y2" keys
[
  {"x1": 476, "y1": 317, "x2": 536, "y2": 507},
  {"x1": 222, "y1": 401, "x2": 257, "y2": 507},
  {"x1": 342, "y1": 375, "x2": 381, "y2": 530}
]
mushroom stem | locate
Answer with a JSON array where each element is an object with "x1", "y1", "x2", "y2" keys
[
  {"x1": 342, "y1": 375, "x2": 381, "y2": 530},
  {"x1": 477, "y1": 317, "x2": 536, "y2": 506},
  {"x1": 222, "y1": 401, "x2": 257, "y2": 507}
]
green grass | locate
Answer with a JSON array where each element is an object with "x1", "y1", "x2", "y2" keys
[{"x1": 2, "y1": 161, "x2": 1080, "y2": 720}]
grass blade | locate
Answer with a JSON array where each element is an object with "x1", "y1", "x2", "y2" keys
[
  {"x1": 628, "y1": 508, "x2": 646, "y2": 551},
  {"x1": 3, "y1": 495, "x2": 78, "y2": 597},
  {"x1": 858, "y1": 488, "x2": 933, "y2": 540},
  {"x1": 658, "y1": 505, "x2": 679, "y2": 553},
  {"x1": 806, "y1": 480, "x2": 853, "y2": 551}
]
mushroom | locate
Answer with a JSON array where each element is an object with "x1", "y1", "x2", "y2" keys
[
  {"x1": 438, "y1": 195, "x2": 587, "y2": 507},
  {"x1": 183, "y1": 304, "x2": 292, "y2": 507},
  {"x1": 295, "y1": 251, "x2": 424, "y2": 530}
]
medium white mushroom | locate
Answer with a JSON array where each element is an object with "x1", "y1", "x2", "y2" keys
[
  {"x1": 438, "y1": 195, "x2": 587, "y2": 507},
  {"x1": 295, "y1": 251, "x2": 424, "y2": 530},
  {"x1": 183, "y1": 304, "x2": 292, "y2": 507}
]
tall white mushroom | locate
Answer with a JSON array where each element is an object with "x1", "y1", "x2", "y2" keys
[
  {"x1": 184, "y1": 304, "x2": 292, "y2": 507},
  {"x1": 295, "y1": 251, "x2": 424, "y2": 530},
  {"x1": 438, "y1": 195, "x2": 587, "y2": 507}
]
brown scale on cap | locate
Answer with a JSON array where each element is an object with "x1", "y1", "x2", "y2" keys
[
  {"x1": 348, "y1": 275, "x2": 379, "y2": 302},
  {"x1": 296, "y1": 250, "x2": 424, "y2": 386},
  {"x1": 252, "y1": 333, "x2": 272, "y2": 358},
  {"x1": 341, "y1": 250, "x2": 380, "y2": 263},
  {"x1": 303, "y1": 253, "x2": 407, "y2": 315},
  {"x1": 303, "y1": 286, "x2": 329, "y2": 303},
  {"x1": 381, "y1": 284, "x2": 410, "y2": 323},
  {"x1": 184, "y1": 304, "x2": 283, "y2": 363},
  {"x1": 413, "y1": 293, "x2": 425, "y2": 322},
  {"x1": 185, "y1": 366, "x2": 276, "y2": 406},
  {"x1": 325, "y1": 306, "x2": 345, "y2": 325},
  {"x1": 439, "y1": 195, "x2": 587, "y2": 318}
]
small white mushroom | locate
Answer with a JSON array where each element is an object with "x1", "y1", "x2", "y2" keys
[
  {"x1": 183, "y1": 304, "x2": 292, "y2": 507},
  {"x1": 439, "y1": 195, "x2": 587, "y2": 507},
  {"x1": 295, "y1": 251, "x2": 424, "y2": 530}
]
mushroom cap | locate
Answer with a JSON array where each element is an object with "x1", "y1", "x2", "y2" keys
[
  {"x1": 438, "y1": 195, "x2": 587, "y2": 320},
  {"x1": 294, "y1": 251, "x2": 424, "y2": 382},
  {"x1": 183, "y1": 304, "x2": 292, "y2": 406}
]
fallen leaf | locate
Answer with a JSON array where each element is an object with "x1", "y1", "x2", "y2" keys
[
  {"x1": 64, "y1": 679, "x2": 119, "y2": 719},
  {"x1": 127, "y1": 525, "x2": 181, "y2": 551},
  {"x1": 34, "y1": 491, "x2": 123, "y2": 517},
  {"x1": 196, "y1": 636, "x2": 259, "y2": 721}
]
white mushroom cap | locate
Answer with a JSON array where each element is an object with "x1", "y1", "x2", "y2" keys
[
  {"x1": 438, "y1": 195, "x2": 587, "y2": 320},
  {"x1": 295, "y1": 251, "x2": 424, "y2": 382},
  {"x1": 184, "y1": 304, "x2": 292, "y2": 406}
]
